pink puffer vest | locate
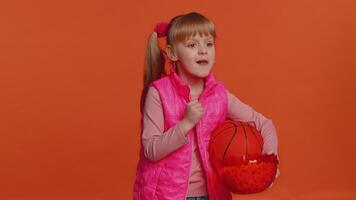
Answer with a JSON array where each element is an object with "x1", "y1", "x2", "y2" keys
[{"x1": 133, "y1": 66, "x2": 232, "y2": 200}]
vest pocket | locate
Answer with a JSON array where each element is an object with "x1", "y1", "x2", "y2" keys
[
  {"x1": 151, "y1": 166, "x2": 163, "y2": 198},
  {"x1": 155, "y1": 165, "x2": 186, "y2": 198},
  {"x1": 141, "y1": 165, "x2": 163, "y2": 188}
]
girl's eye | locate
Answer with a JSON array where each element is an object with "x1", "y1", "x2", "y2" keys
[
  {"x1": 186, "y1": 41, "x2": 214, "y2": 48},
  {"x1": 187, "y1": 43, "x2": 196, "y2": 48}
]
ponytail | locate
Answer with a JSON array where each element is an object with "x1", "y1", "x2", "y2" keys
[{"x1": 140, "y1": 31, "x2": 167, "y2": 114}]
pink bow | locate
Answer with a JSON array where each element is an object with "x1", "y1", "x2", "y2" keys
[{"x1": 154, "y1": 22, "x2": 169, "y2": 37}]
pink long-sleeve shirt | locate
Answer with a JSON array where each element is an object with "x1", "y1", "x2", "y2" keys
[{"x1": 142, "y1": 86, "x2": 279, "y2": 197}]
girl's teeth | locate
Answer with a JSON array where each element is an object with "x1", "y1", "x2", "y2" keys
[{"x1": 197, "y1": 61, "x2": 208, "y2": 65}]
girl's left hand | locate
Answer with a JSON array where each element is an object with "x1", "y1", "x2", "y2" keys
[
  {"x1": 266, "y1": 150, "x2": 280, "y2": 189},
  {"x1": 268, "y1": 167, "x2": 280, "y2": 188}
]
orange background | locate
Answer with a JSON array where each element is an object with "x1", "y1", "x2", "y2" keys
[{"x1": 1, "y1": 0, "x2": 356, "y2": 199}]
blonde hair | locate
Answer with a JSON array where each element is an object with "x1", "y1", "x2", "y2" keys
[{"x1": 140, "y1": 12, "x2": 216, "y2": 114}]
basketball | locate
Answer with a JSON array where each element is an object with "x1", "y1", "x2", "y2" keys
[{"x1": 208, "y1": 119, "x2": 279, "y2": 194}]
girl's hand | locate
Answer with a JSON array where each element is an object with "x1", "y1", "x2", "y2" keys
[
  {"x1": 266, "y1": 150, "x2": 280, "y2": 189},
  {"x1": 183, "y1": 99, "x2": 204, "y2": 127},
  {"x1": 268, "y1": 168, "x2": 280, "y2": 189}
]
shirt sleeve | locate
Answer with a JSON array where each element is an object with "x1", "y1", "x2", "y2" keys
[
  {"x1": 226, "y1": 91, "x2": 280, "y2": 161},
  {"x1": 141, "y1": 86, "x2": 190, "y2": 162}
]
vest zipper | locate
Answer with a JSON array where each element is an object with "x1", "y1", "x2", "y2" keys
[
  {"x1": 198, "y1": 118, "x2": 213, "y2": 199},
  {"x1": 184, "y1": 134, "x2": 193, "y2": 199}
]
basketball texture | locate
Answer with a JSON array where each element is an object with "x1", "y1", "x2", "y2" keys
[{"x1": 208, "y1": 119, "x2": 279, "y2": 194}]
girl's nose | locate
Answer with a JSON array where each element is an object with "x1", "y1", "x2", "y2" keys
[{"x1": 198, "y1": 45, "x2": 207, "y2": 54}]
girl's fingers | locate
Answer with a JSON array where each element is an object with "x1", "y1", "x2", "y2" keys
[
  {"x1": 188, "y1": 99, "x2": 198, "y2": 105},
  {"x1": 189, "y1": 101, "x2": 199, "y2": 106},
  {"x1": 276, "y1": 168, "x2": 280, "y2": 178},
  {"x1": 268, "y1": 181, "x2": 274, "y2": 189},
  {"x1": 192, "y1": 104, "x2": 203, "y2": 110}
]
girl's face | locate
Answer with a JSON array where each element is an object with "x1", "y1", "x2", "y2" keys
[{"x1": 168, "y1": 34, "x2": 215, "y2": 79}]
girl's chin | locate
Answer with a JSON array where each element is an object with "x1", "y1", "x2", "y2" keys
[
  {"x1": 180, "y1": 64, "x2": 212, "y2": 78},
  {"x1": 195, "y1": 70, "x2": 211, "y2": 78}
]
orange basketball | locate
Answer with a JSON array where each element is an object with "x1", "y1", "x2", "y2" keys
[
  {"x1": 208, "y1": 120, "x2": 263, "y2": 169},
  {"x1": 208, "y1": 119, "x2": 279, "y2": 194}
]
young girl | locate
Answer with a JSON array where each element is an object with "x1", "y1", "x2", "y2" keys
[{"x1": 133, "y1": 12, "x2": 280, "y2": 200}]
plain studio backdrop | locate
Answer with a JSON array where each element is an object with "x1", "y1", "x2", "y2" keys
[{"x1": 0, "y1": 0, "x2": 355, "y2": 199}]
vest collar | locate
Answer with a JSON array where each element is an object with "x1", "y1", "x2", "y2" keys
[{"x1": 169, "y1": 65, "x2": 218, "y2": 102}]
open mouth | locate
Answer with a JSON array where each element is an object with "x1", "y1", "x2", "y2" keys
[{"x1": 196, "y1": 59, "x2": 209, "y2": 66}]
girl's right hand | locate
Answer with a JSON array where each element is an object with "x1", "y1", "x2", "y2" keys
[{"x1": 183, "y1": 99, "x2": 204, "y2": 127}]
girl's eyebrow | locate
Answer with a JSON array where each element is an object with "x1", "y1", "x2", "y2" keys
[{"x1": 186, "y1": 37, "x2": 214, "y2": 42}]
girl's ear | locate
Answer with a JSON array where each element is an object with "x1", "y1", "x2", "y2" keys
[{"x1": 166, "y1": 45, "x2": 178, "y2": 61}]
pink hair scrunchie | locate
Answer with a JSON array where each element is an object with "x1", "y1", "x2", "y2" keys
[{"x1": 154, "y1": 22, "x2": 169, "y2": 37}]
